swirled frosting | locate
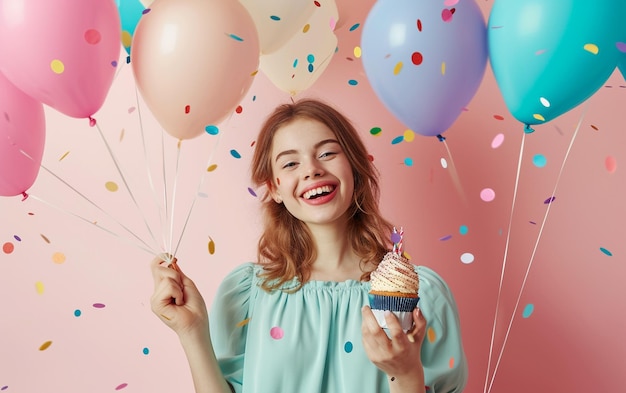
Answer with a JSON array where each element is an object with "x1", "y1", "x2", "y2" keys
[{"x1": 370, "y1": 252, "x2": 419, "y2": 294}]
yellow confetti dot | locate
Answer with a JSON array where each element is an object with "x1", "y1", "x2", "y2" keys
[
  {"x1": 236, "y1": 318, "x2": 251, "y2": 327},
  {"x1": 449, "y1": 357, "x2": 455, "y2": 368},
  {"x1": 207, "y1": 164, "x2": 218, "y2": 172},
  {"x1": 120, "y1": 128, "x2": 125, "y2": 142},
  {"x1": 251, "y1": 69, "x2": 258, "y2": 76},
  {"x1": 35, "y1": 281, "x2": 45, "y2": 294},
  {"x1": 353, "y1": 46, "x2": 362, "y2": 58},
  {"x1": 39, "y1": 340, "x2": 53, "y2": 351},
  {"x1": 403, "y1": 130, "x2": 415, "y2": 142},
  {"x1": 393, "y1": 61, "x2": 403, "y2": 75},
  {"x1": 427, "y1": 326, "x2": 436, "y2": 343},
  {"x1": 533, "y1": 113, "x2": 546, "y2": 122},
  {"x1": 52, "y1": 252, "x2": 66, "y2": 264},
  {"x1": 302, "y1": 23, "x2": 310, "y2": 33},
  {"x1": 583, "y1": 43, "x2": 599, "y2": 55},
  {"x1": 441, "y1": 62, "x2": 446, "y2": 75},
  {"x1": 50, "y1": 59, "x2": 64, "y2": 74},
  {"x1": 105, "y1": 181, "x2": 119, "y2": 192},
  {"x1": 121, "y1": 30, "x2": 132, "y2": 48},
  {"x1": 403, "y1": 251, "x2": 411, "y2": 260},
  {"x1": 208, "y1": 237, "x2": 215, "y2": 255}
]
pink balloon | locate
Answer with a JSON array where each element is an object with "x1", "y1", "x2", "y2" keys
[
  {"x1": 0, "y1": 72, "x2": 45, "y2": 198},
  {"x1": 0, "y1": 0, "x2": 121, "y2": 119},
  {"x1": 131, "y1": 0, "x2": 260, "y2": 140}
]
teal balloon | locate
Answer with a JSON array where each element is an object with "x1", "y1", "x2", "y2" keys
[
  {"x1": 488, "y1": 0, "x2": 626, "y2": 127},
  {"x1": 619, "y1": 53, "x2": 626, "y2": 80},
  {"x1": 116, "y1": 0, "x2": 146, "y2": 55}
]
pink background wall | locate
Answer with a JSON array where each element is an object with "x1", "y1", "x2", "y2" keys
[{"x1": 2, "y1": 1, "x2": 625, "y2": 392}]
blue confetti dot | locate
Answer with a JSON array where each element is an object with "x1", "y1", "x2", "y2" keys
[
  {"x1": 270, "y1": 15, "x2": 281, "y2": 21},
  {"x1": 306, "y1": 54, "x2": 315, "y2": 63},
  {"x1": 344, "y1": 341, "x2": 353, "y2": 353},
  {"x1": 533, "y1": 154, "x2": 547, "y2": 168},
  {"x1": 308, "y1": 63, "x2": 314, "y2": 73},
  {"x1": 391, "y1": 136, "x2": 404, "y2": 145},
  {"x1": 404, "y1": 157, "x2": 413, "y2": 166},
  {"x1": 522, "y1": 303, "x2": 534, "y2": 318},
  {"x1": 142, "y1": 347, "x2": 150, "y2": 355},
  {"x1": 459, "y1": 225, "x2": 468, "y2": 235},
  {"x1": 349, "y1": 23, "x2": 360, "y2": 31},
  {"x1": 74, "y1": 309, "x2": 82, "y2": 317},
  {"x1": 228, "y1": 34, "x2": 243, "y2": 42},
  {"x1": 600, "y1": 247, "x2": 613, "y2": 256},
  {"x1": 205, "y1": 125, "x2": 219, "y2": 135},
  {"x1": 348, "y1": 79, "x2": 358, "y2": 86},
  {"x1": 230, "y1": 149, "x2": 241, "y2": 159},
  {"x1": 292, "y1": 58, "x2": 298, "y2": 68}
]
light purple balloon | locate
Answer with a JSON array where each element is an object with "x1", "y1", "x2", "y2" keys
[{"x1": 362, "y1": 0, "x2": 487, "y2": 137}]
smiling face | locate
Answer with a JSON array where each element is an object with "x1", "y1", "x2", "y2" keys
[{"x1": 269, "y1": 117, "x2": 355, "y2": 229}]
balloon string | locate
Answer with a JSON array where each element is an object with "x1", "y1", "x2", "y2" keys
[
  {"x1": 93, "y1": 120, "x2": 162, "y2": 252},
  {"x1": 167, "y1": 141, "x2": 183, "y2": 253},
  {"x1": 486, "y1": 104, "x2": 588, "y2": 393},
  {"x1": 483, "y1": 131, "x2": 526, "y2": 393},
  {"x1": 172, "y1": 115, "x2": 227, "y2": 257},
  {"x1": 439, "y1": 136, "x2": 467, "y2": 205},
  {"x1": 27, "y1": 193, "x2": 156, "y2": 256},
  {"x1": 135, "y1": 86, "x2": 168, "y2": 251},
  {"x1": 17, "y1": 148, "x2": 158, "y2": 254}
]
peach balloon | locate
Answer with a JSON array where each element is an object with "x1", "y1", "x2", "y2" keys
[{"x1": 131, "y1": 0, "x2": 260, "y2": 140}]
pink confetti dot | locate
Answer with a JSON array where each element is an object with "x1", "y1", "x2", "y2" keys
[
  {"x1": 270, "y1": 326, "x2": 284, "y2": 340},
  {"x1": 93, "y1": 303, "x2": 106, "y2": 308},
  {"x1": 480, "y1": 188, "x2": 495, "y2": 202},
  {"x1": 491, "y1": 133, "x2": 504, "y2": 149},
  {"x1": 442, "y1": 8, "x2": 454, "y2": 22},
  {"x1": 444, "y1": 0, "x2": 459, "y2": 5},
  {"x1": 605, "y1": 155, "x2": 617, "y2": 173},
  {"x1": 115, "y1": 383, "x2": 128, "y2": 390},
  {"x1": 84, "y1": 29, "x2": 101, "y2": 45}
]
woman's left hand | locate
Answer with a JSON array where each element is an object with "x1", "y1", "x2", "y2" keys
[{"x1": 361, "y1": 305, "x2": 426, "y2": 390}]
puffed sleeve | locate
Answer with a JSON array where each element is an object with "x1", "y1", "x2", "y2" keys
[
  {"x1": 208, "y1": 263, "x2": 256, "y2": 392},
  {"x1": 417, "y1": 265, "x2": 468, "y2": 393}
]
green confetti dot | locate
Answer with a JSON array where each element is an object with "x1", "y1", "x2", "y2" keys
[{"x1": 370, "y1": 127, "x2": 382, "y2": 136}]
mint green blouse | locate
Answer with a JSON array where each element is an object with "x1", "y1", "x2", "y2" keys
[{"x1": 209, "y1": 263, "x2": 467, "y2": 393}]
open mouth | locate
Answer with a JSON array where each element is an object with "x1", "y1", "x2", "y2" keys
[{"x1": 302, "y1": 185, "x2": 336, "y2": 200}]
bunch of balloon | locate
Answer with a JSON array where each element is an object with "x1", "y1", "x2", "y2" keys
[
  {"x1": 488, "y1": 0, "x2": 626, "y2": 133},
  {"x1": 131, "y1": 0, "x2": 260, "y2": 140},
  {"x1": 0, "y1": 0, "x2": 121, "y2": 122},
  {"x1": 361, "y1": 0, "x2": 487, "y2": 139},
  {"x1": 251, "y1": 0, "x2": 339, "y2": 96},
  {"x1": 0, "y1": 72, "x2": 46, "y2": 199}
]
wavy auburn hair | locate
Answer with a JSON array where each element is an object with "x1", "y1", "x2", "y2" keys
[{"x1": 251, "y1": 99, "x2": 394, "y2": 292}]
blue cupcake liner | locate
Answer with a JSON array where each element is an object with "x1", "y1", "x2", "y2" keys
[{"x1": 368, "y1": 293, "x2": 419, "y2": 312}]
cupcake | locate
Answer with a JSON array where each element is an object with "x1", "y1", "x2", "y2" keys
[{"x1": 369, "y1": 228, "x2": 419, "y2": 332}]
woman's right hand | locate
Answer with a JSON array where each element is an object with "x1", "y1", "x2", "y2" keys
[{"x1": 150, "y1": 256, "x2": 209, "y2": 338}]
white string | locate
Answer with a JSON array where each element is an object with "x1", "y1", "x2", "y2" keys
[
  {"x1": 486, "y1": 105, "x2": 588, "y2": 393},
  {"x1": 483, "y1": 131, "x2": 526, "y2": 393},
  {"x1": 167, "y1": 140, "x2": 183, "y2": 253}
]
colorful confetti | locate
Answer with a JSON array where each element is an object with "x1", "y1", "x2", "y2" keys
[
  {"x1": 599, "y1": 247, "x2": 612, "y2": 256},
  {"x1": 105, "y1": 181, "x2": 119, "y2": 192},
  {"x1": 207, "y1": 164, "x2": 218, "y2": 172},
  {"x1": 427, "y1": 327, "x2": 436, "y2": 343},
  {"x1": 93, "y1": 303, "x2": 106, "y2": 309},
  {"x1": 74, "y1": 309, "x2": 82, "y2": 317},
  {"x1": 491, "y1": 133, "x2": 504, "y2": 148},
  {"x1": 52, "y1": 252, "x2": 66, "y2": 264},
  {"x1": 50, "y1": 59, "x2": 64, "y2": 74},
  {"x1": 370, "y1": 127, "x2": 382, "y2": 136},
  {"x1": 230, "y1": 149, "x2": 241, "y2": 159},
  {"x1": 205, "y1": 125, "x2": 219, "y2": 135},
  {"x1": 533, "y1": 154, "x2": 547, "y2": 167},
  {"x1": 459, "y1": 225, "x2": 468, "y2": 235},
  {"x1": 480, "y1": 188, "x2": 495, "y2": 202},
  {"x1": 344, "y1": 341, "x2": 353, "y2": 353},
  {"x1": 605, "y1": 156, "x2": 617, "y2": 173},
  {"x1": 460, "y1": 252, "x2": 474, "y2": 264},
  {"x1": 35, "y1": 281, "x2": 44, "y2": 295},
  {"x1": 583, "y1": 43, "x2": 599, "y2": 55},
  {"x1": 270, "y1": 326, "x2": 284, "y2": 340},
  {"x1": 2, "y1": 242, "x2": 14, "y2": 254},
  {"x1": 115, "y1": 383, "x2": 128, "y2": 390},
  {"x1": 39, "y1": 341, "x2": 52, "y2": 351},
  {"x1": 142, "y1": 347, "x2": 150, "y2": 355},
  {"x1": 208, "y1": 237, "x2": 215, "y2": 255},
  {"x1": 522, "y1": 303, "x2": 534, "y2": 318}
]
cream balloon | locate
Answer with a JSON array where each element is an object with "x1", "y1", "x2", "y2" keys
[
  {"x1": 131, "y1": 0, "x2": 260, "y2": 140},
  {"x1": 240, "y1": 0, "x2": 316, "y2": 54},
  {"x1": 259, "y1": 0, "x2": 338, "y2": 96}
]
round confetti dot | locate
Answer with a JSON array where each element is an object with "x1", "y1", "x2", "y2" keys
[
  {"x1": 142, "y1": 347, "x2": 150, "y2": 355},
  {"x1": 235, "y1": 105, "x2": 243, "y2": 114},
  {"x1": 74, "y1": 309, "x2": 82, "y2": 317},
  {"x1": 539, "y1": 97, "x2": 551, "y2": 107},
  {"x1": 84, "y1": 29, "x2": 101, "y2": 44},
  {"x1": 205, "y1": 125, "x2": 219, "y2": 135},
  {"x1": 599, "y1": 247, "x2": 612, "y2": 256},
  {"x1": 491, "y1": 133, "x2": 504, "y2": 149},
  {"x1": 35, "y1": 281, "x2": 44, "y2": 294},
  {"x1": 444, "y1": 0, "x2": 459, "y2": 5},
  {"x1": 2, "y1": 242, "x2": 14, "y2": 254},
  {"x1": 115, "y1": 383, "x2": 128, "y2": 391},
  {"x1": 403, "y1": 129, "x2": 415, "y2": 142},
  {"x1": 39, "y1": 340, "x2": 52, "y2": 351},
  {"x1": 344, "y1": 341, "x2": 353, "y2": 353},
  {"x1": 459, "y1": 225, "x2": 468, "y2": 235},
  {"x1": 404, "y1": 157, "x2": 413, "y2": 166},
  {"x1": 105, "y1": 181, "x2": 119, "y2": 192},
  {"x1": 440, "y1": 158, "x2": 448, "y2": 169},
  {"x1": 411, "y1": 52, "x2": 423, "y2": 66},
  {"x1": 52, "y1": 252, "x2": 66, "y2": 264},
  {"x1": 230, "y1": 149, "x2": 241, "y2": 159},
  {"x1": 605, "y1": 156, "x2": 617, "y2": 173},
  {"x1": 532, "y1": 154, "x2": 547, "y2": 167},
  {"x1": 307, "y1": 54, "x2": 315, "y2": 63},
  {"x1": 93, "y1": 303, "x2": 106, "y2": 309},
  {"x1": 348, "y1": 79, "x2": 358, "y2": 86},
  {"x1": 270, "y1": 326, "x2": 284, "y2": 340},
  {"x1": 480, "y1": 188, "x2": 495, "y2": 202},
  {"x1": 493, "y1": 114, "x2": 505, "y2": 120},
  {"x1": 522, "y1": 303, "x2": 534, "y2": 318},
  {"x1": 370, "y1": 127, "x2": 382, "y2": 136},
  {"x1": 427, "y1": 327, "x2": 436, "y2": 343},
  {"x1": 308, "y1": 63, "x2": 314, "y2": 73},
  {"x1": 441, "y1": 61, "x2": 446, "y2": 75},
  {"x1": 353, "y1": 46, "x2": 362, "y2": 58},
  {"x1": 208, "y1": 237, "x2": 215, "y2": 254},
  {"x1": 50, "y1": 59, "x2": 64, "y2": 74},
  {"x1": 460, "y1": 252, "x2": 474, "y2": 264}
]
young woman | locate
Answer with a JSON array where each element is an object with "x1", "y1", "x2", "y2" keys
[{"x1": 150, "y1": 99, "x2": 467, "y2": 393}]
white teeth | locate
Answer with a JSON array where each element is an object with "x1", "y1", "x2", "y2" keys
[{"x1": 303, "y1": 185, "x2": 334, "y2": 199}]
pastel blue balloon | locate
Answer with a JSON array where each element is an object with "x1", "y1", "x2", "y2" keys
[
  {"x1": 116, "y1": 0, "x2": 146, "y2": 55},
  {"x1": 361, "y1": 0, "x2": 487, "y2": 137},
  {"x1": 488, "y1": 0, "x2": 626, "y2": 128}
]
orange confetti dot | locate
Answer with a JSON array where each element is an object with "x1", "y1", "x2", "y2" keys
[
  {"x1": 427, "y1": 326, "x2": 436, "y2": 343},
  {"x1": 449, "y1": 357, "x2": 455, "y2": 368},
  {"x1": 121, "y1": 31, "x2": 132, "y2": 48},
  {"x1": 393, "y1": 61, "x2": 403, "y2": 75},
  {"x1": 3, "y1": 242, "x2": 14, "y2": 254},
  {"x1": 237, "y1": 318, "x2": 251, "y2": 327},
  {"x1": 207, "y1": 164, "x2": 218, "y2": 172},
  {"x1": 52, "y1": 252, "x2": 66, "y2": 264},
  {"x1": 302, "y1": 23, "x2": 310, "y2": 33},
  {"x1": 208, "y1": 237, "x2": 215, "y2": 255},
  {"x1": 39, "y1": 340, "x2": 53, "y2": 351}
]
